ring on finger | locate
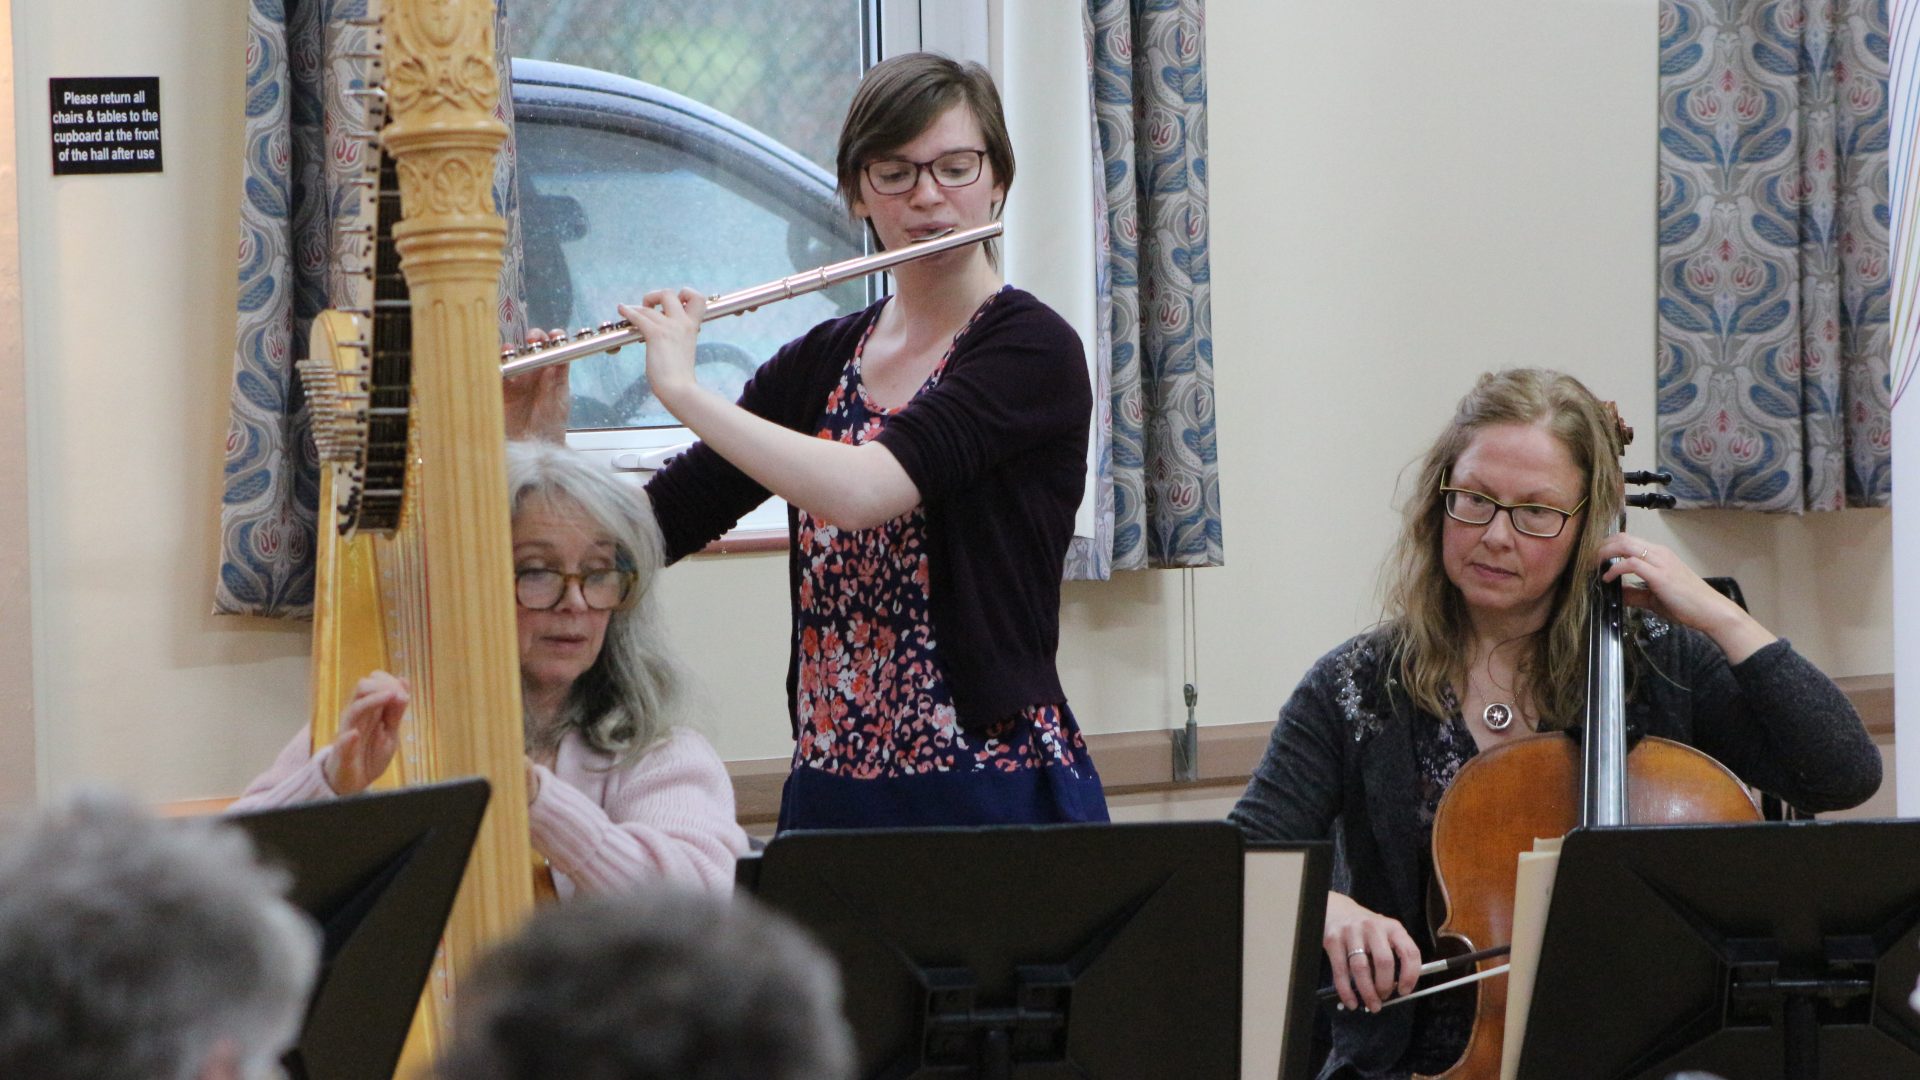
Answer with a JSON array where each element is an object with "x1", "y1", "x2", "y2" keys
[
  {"x1": 1636, "y1": 548, "x2": 1651, "y2": 560},
  {"x1": 1347, "y1": 947, "x2": 1369, "y2": 959}
]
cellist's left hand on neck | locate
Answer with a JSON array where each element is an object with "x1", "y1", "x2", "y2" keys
[{"x1": 1598, "y1": 533, "x2": 1777, "y2": 664}]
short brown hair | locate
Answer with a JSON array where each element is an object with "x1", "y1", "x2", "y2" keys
[{"x1": 835, "y1": 53, "x2": 1014, "y2": 241}]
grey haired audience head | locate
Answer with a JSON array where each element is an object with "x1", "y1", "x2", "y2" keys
[
  {"x1": 439, "y1": 887, "x2": 855, "y2": 1080},
  {"x1": 0, "y1": 795, "x2": 321, "y2": 1080}
]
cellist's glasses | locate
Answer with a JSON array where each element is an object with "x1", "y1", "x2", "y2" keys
[{"x1": 1440, "y1": 487, "x2": 1589, "y2": 539}]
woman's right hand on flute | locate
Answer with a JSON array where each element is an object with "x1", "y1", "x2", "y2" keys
[
  {"x1": 503, "y1": 326, "x2": 571, "y2": 443},
  {"x1": 618, "y1": 288, "x2": 707, "y2": 414},
  {"x1": 1323, "y1": 891, "x2": 1422, "y2": 1014}
]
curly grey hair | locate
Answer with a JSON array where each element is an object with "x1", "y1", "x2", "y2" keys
[
  {"x1": 0, "y1": 795, "x2": 320, "y2": 1080},
  {"x1": 507, "y1": 440, "x2": 687, "y2": 768},
  {"x1": 438, "y1": 887, "x2": 854, "y2": 1080}
]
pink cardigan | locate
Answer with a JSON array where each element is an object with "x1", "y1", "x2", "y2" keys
[{"x1": 231, "y1": 725, "x2": 750, "y2": 896}]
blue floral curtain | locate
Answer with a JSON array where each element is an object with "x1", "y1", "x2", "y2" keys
[
  {"x1": 1656, "y1": 0, "x2": 1892, "y2": 511},
  {"x1": 1082, "y1": 0, "x2": 1222, "y2": 571},
  {"x1": 219, "y1": 0, "x2": 528, "y2": 617}
]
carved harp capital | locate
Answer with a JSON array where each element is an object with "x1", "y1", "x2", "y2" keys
[
  {"x1": 383, "y1": 0, "x2": 501, "y2": 122},
  {"x1": 382, "y1": 0, "x2": 507, "y2": 283}
]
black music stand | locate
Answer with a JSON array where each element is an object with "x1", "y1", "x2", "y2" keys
[
  {"x1": 1515, "y1": 820, "x2": 1920, "y2": 1080},
  {"x1": 740, "y1": 822, "x2": 1271, "y2": 1080},
  {"x1": 225, "y1": 778, "x2": 491, "y2": 1080}
]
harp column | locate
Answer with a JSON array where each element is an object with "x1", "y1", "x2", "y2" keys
[{"x1": 383, "y1": 0, "x2": 534, "y2": 970}]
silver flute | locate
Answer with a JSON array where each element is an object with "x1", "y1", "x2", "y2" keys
[{"x1": 499, "y1": 221, "x2": 1003, "y2": 380}]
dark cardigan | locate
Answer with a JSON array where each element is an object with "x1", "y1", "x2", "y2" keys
[
  {"x1": 1228, "y1": 618, "x2": 1882, "y2": 1078},
  {"x1": 644, "y1": 287, "x2": 1091, "y2": 734}
]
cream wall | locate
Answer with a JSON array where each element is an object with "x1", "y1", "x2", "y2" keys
[
  {"x1": 1180, "y1": 0, "x2": 1893, "y2": 745},
  {"x1": 0, "y1": 0, "x2": 29, "y2": 806},
  {"x1": 7, "y1": 0, "x2": 1895, "y2": 801},
  {"x1": 13, "y1": 0, "x2": 309, "y2": 802},
  {"x1": 1894, "y1": 0, "x2": 1920, "y2": 817}
]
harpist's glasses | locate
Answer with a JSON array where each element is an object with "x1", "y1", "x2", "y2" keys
[{"x1": 514, "y1": 568, "x2": 637, "y2": 611}]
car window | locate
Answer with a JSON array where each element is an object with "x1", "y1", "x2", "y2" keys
[
  {"x1": 514, "y1": 66, "x2": 866, "y2": 430},
  {"x1": 502, "y1": 0, "x2": 921, "y2": 545}
]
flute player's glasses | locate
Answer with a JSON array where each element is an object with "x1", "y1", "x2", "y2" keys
[{"x1": 863, "y1": 150, "x2": 987, "y2": 196}]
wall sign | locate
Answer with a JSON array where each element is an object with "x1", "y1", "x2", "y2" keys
[{"x1": 50, "y1": 77, "x2": 162, "y2": 175}]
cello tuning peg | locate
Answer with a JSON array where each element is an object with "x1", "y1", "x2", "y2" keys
[
  {"x1": 1624, "y1": 469, "x2": 1674, "y2": 486},
  {"x1": 1626, "y1": 492, "x2": 1677, "y2": 510}
]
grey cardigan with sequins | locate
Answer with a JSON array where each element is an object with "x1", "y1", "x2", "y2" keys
[{"x1": 1228, "y1": 618, "x2": 1881, "y2": 1079}]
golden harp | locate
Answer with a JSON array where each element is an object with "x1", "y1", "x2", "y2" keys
[{"x1": 297, "y1": 0, "x2": 530, "y2": 1069}]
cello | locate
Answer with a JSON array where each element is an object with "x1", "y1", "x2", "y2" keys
[{"x1": 1419, "y1": 409, "x2": 1763, "y2": 1080}]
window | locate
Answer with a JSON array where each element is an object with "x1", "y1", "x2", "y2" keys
[
  {"x1": 512, "y1": 60, "x2": 867, "y2": 432},
  {"x1": 508, "y1": 0, "x2": 895, "y2": 539}
]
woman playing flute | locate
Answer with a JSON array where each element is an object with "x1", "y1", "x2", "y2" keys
[{"x1": 510, "y1": 53, "x2": 1106, "y2": 832}]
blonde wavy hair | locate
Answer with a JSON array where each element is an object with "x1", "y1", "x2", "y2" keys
[
  {"x1": 507, "y1": 441, "x2": 686, "y2": 769},
  {"x1": 1382, "y1": 369, "x2": 1625, "y2": 730}
]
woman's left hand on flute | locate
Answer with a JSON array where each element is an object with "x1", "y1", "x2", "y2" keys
[
  {"x1": 503, "y1": 326, "x2": 571, "y2": 443},
  {"x1": 1597, "y1": 532, "x2": 1776, "y2": 664},
  {"x1": 616, "y1": 289, "x2": 921, "y2": 530}
]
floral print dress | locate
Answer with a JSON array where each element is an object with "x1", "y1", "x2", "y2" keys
[{"x1": 776, "y1": 288, "x2": 1108, "y2": 831}]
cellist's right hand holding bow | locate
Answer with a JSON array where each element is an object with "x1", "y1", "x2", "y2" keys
[{"x1": 1323, "y1": 890, "x2": 1422, "y2": 1013}]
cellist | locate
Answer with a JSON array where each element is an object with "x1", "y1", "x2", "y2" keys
[{"x1": 1228, "y1": 368, "x2": 1880, "y2": 1079}]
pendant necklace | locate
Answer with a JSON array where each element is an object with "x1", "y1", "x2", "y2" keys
[{"x1": 1481, "y1": 702, "x2": 1514, "y2": 731}]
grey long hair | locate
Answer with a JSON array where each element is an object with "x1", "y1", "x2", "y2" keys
[
  {"x1": 507, "y1": 440, "x2": 685, "y2": 767},
  {"x1": 0, "y1": 796, "x2": 320, "y2": 1080}
]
